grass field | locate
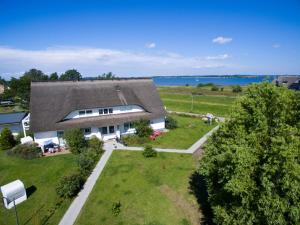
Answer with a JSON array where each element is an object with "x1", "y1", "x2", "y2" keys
[
  {"x1": 150, "y1": 115, "x2": 215, "y2": 149},
  {"x1": 158, "y1": 86, "x2": 242, "y2": 117},
  {"x1": 0, "y1": 152, "x2": 77, "y2": 225},
  {"x1": 75, "y1": 151, "x2": 200, "y2": 225}
]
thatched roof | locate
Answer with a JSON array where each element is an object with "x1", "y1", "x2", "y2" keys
[{"x1": 30, "y1": 79, "x2": 165, "y2": 132}]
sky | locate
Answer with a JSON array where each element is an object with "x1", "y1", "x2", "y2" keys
[{"x1": 0, "y1": 0, "x2": 300, "y2": 78}]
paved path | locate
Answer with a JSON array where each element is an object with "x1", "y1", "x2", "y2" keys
[
  {"x1": 59, "y1": 125, "x2": 219, "y2": 225},
  {"x1": 167, "y1": 110, "x2": 226, "y2": 122},
  {"x1": 58, "y1": 148, "x2": 113, "y2": 225},
  {"x1": 106, "y1": 125, "x2": 220, "y2": 154}
]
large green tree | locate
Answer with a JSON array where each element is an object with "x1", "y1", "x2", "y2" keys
[
  {"x1": 60, "y1": 69, "x2": 82, "y2": 81},
  {"x1": 9, "y1": 68, "x2": 48, "y2": 108},
  {"x1": 200, "y1": 83, "x2": 300, "y2": 225},
  {"x1": 64, "y1": 128, "x2": 87, "y2": 154}
]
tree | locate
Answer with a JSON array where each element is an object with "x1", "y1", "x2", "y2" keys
[
  {"x1": 199, "y1": 83, "x2": 300, "y2": 225},
  {"x1": 49, "y1": 72, "x2": 59, "y2": 80},
  {"x1": 165, "y1": 115, "x2": 178, "y2": 129},
  {"x1": 133, "y1": 119, "x2": 153, "y2": 138},
  {"x1": 142, "y1": 145, "x2": 157, "y2": 158},
  {"x1": 60, "y1": 69, "x2": 82, "y2": 81},
  {"x1": 64, "y1": 128, "x2": 87, "y2": 154},
  {"x1": 9, "y1": 68, "x2": 48, "y2": 108},
  {"x1": 232, "y1": 85, "x2": 242, "y2": 93},
  {"x1": 97, "y1": 72, "x2": 116, "y2": 80},
  {"x1": 0, "y1": 128, "x2": 16, "y2": 150}
]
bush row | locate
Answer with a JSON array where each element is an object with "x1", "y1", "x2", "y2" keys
[{"x1": 56, "y1": 135, "x2": 104, "y2": 199}]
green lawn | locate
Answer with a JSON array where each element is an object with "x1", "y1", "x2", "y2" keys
[
  {"x1": 75, "y1": 151, "x2": 200, "y2": 225},
  {"x1": 0, "y1": 151, "x2": 77, "y2": 225},
  {"x1": 123, "y1": 115, "x2": 216, "y2": 149},
  {"x1": 151, "y1": 115, "x2": 215, "y2": 149},
  {"x1": 158, "y1": 86, "x2": 241, "y2": 117}
]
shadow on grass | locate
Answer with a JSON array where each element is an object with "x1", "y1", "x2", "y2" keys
[
  {"x1": 189, "y1": 171, "x2": 214, "y2": 225},
  {"x1": 26, "y1": 185, "x2": 37, "y2": 198}
]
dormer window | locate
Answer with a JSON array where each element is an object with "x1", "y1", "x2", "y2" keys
[
  {"x1": 109, "y1": 108, "x2": 113, "y2": 114},
  {"x1": 79, "y1": 110, "x2": 85, "y2": 116},
  {"x1": 104, "y1": 109, "x2": 108, "y2": 114},
  {"x1": 86, "y1": 110, "x2": 92, "y2": 114},
  {"x1": 84, "y1": 128, "x2": 91, "y2": 135},
  {"x1": 99, "y1": 109, "x2": 103, "y2": 115}
]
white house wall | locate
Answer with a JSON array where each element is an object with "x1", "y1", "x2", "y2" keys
[
  {"x1": 33, "y1": 117, "x2": 165, "y2": 146},
  {"x1": 64, "y1": 105, "x2": 144, "y2": 120},
  {"x1": 150, "y1": 117, "x2": 165, "y2": 130},
  {"x1": 34, "y1": 131, "x2": 59, "y2": 146}
]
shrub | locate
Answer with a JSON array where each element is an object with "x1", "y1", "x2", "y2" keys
[
  {"x1": 122, "y1": 135, "x2": 149, "y2": 146},
  {"x1": 64, "y1": 128, "x2": 87, "y2": 154},
  {"x1": 77, "y1": 151, "x2": 96, "y2": 176},
  {"x1": 165, "y1": 115, "x2": 178, "y2": 129},
  {"x1": 111, "y1": 201, "x2": 121, "y2": 216},
  {"x1": 142, "y1": 145, "x2": 157, "y2": 158},
  {"x1": 88, "y1": 135, "x2": 104, "y2": 154},
  {"x1": 220, "y1": 87, "x2": 224, "y2": 91},
  {"x1": 7, "y1": 143, "x2": 41, "y2": 159},
  {"x1": 0, "y1": 128, "x2": 16, "y2": 150},
  {"x1": 56, "y1": 172, "x2": 85, "y2": 198},
  {"x1": 134, "y1": 119, "x2": 153, "y2": 138},
  {"x1": 211, "y1": 85, "x2": 219, "y2": 91},
  {"x1": 232, "y1": 85, "x2": 242, "y2": 93}
]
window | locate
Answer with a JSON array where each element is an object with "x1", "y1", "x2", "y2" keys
[
  {"x1": 101, "y1": 127, "x2": 108, "y2": 134},
  {"x1": 104, "y1": 109, "x2": 108, "y2": 114},
  {"x1": 86, "y1": 110, "x2": 92, "y2": 114},
  {"x1": 57, "y1": 131, "x2": 64, "y2": 138},
  {"x1": 124, "y1": 123, "x2": 129, "y2": 132},
  {"x1": 84, "y1": 128, "x2": 91, "y2": 135},
  {"x1": 109, "y1": 126, "x2": 115, "y2": 134},
  {"x1": 109, "y1": 108, "x2": 113, "y2": 114},
  {"x1": 99, "y1": 109, "x2": 103, "y2": 114},
  {"x1": 79, "y1": 110, "x2": 85, "y2": 116}
]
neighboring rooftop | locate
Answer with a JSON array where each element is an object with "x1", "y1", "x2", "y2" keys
[
  {"x1": 30, "y1": 79, "x2": 165, "y2": 132},
  {"x1": 0, "y1": 112, "x2": 27, "y2": 125},
  {"x1": 275, "y1": 75, "x2": 300, "y2": 90}
]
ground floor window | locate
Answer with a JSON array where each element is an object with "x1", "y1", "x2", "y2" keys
[
  {"x1": 100, "y1": 127, "x2": 108, "y2": 134},
  {"x1": 124, "y1": 122, "x2": 134, "y2": 132},
  {"x1": 57, "y1": 130, "x2": 64, "y2": 137},
  {"x1": 109, "y1": 126, "x2": 115, "y2": 134}
]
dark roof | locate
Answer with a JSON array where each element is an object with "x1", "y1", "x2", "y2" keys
[
  {"x1": 275, "y1": 76, "x2": 300, "y2": 90},
  {"x1": 0, "y1": 112, "x2": 27, "y2": 125},
  {"x1": 30, "y1": 79, "x2": 165, "y2": 132}
]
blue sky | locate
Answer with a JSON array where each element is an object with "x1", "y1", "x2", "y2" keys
[{"x1": 0, "y1": 0, "x2": 299, "y2": 77}]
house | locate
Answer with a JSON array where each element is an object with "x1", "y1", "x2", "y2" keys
[
  {"x1": 0, "y1": 112, "x2": 28, "y2": 136},
  {"x1": 28, "y1": 79, "x2": 166, "y2": 148},
  {"x1": 275, "y1": 76, "x2": 300, "y2": 90}
]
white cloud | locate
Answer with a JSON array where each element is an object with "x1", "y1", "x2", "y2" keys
[
  {"x1": 205, "y1": 54, "x2": 229, "y2": 60},
  {"x1": 272, "y1": 44, "x2": 280, "y2": 48},
  {"x1": 146, "y1": 43, "x2": 156, "y2": 48},
  {"x1": 212, "y1": 36, "x2": 233, "y2": 44},
  {"x1": 0, "y1": 46, "x2": 231, "y2": 77}
]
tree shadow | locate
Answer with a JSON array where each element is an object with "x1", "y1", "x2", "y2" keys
[
  {"x1": 189, "y1": 171, "x2": 214, "y2": 225},
  {"x1": 26, "y1": 185, "x2": 37, "y2": 198}
]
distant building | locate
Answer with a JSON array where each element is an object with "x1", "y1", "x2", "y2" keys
[
  {"x1": 0, "y1": 112, "x2": 28, "y2": 136},
  {"x1": 275, "y1": 76, "x2": 300, "y2": 90}
]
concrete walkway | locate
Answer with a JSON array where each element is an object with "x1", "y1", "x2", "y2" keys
[
  {"x1": 106, "y1": 125, "x2": 220, "y2": 154},
  {"x1": 58, "y1": 148, "x2": 113, "y2": 225},
  {"x1": 167, "y1": 110, "x2": 226, "y2": 122},
  {"x1": 59, "y1": 125, "x2": 219, "y2": 225}
]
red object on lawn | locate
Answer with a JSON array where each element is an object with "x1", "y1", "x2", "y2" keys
[{"x1": 150, "y1": 130, "x2": 163, "y2": 140}]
